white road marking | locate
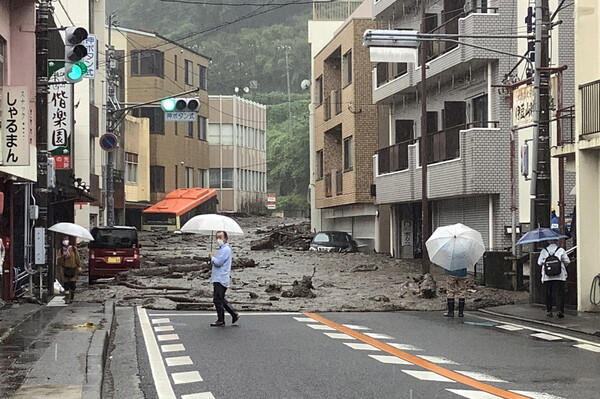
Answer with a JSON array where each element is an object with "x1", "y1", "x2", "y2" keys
[
  {"x1": 496, "y1": 324, "x2": 524, "y2": 331},
  {"x1": 161, "y1": 344, "x2": 185, "y2": 353},
  {"x1": 364, "y1": 332, "x2": 394, "y2": 339},
  {"x1": 165, "y1": 356, "x2": 193, "y2": 367},
  {"x1": 416, "y1": 355, "x2": 459, "y2": 364},
  {"x1": 453, "y1": 371, "x2": 507, "y2": 383},
  {"x1": 150, "y1": 312, "x2": 300, "y2": 317},
  {"x1": 388, "y1": 343, "x2": 423, "y2": 351},
  {"x1": 343, "y1": 342, "x2": 381, "y2": 351},
  {"x1": 511, "y1": 391, "x2": 565, "y2": 399},
  {"x1": 323, "y1": 332, "x2": 356, "y2": 340},
  {"x1": 573, "y1": 343, "x2": 600, "y2": 353},
  {"x1": 447, "y1": 389, "x2": 503, "y2": 398},
  {"x1": 46, "y1": 297, "x2": 67, "y2": 307},
  {"x1": 182, "y1": 393, "x2": 216, "y2": 399},
  {"x1": 137, "y1": 307, "x2": 176, "y2": 399},
  {"x1": 342, "y1": 324, "x2": 371, "y2": 330},
  {"x1": 171, "y1": 371, "x2": 203, "y2": 384},
  {"x1": 530, "y1": 332, "x2": 562, "y2": 341},
  {"x1": 306, "y1": 324, "x2": 335, "y2": 330},
  {"x1": 293, "y1": 317, "x2": 315, "y2": 322},
  {"x1": 157, "y1": 334, "x2": 180, "y2": 342},
  {"x1": 402, "y1": 370, "x2": 455, "y2": 382},
  {"x1": 151, "y1": 318, "x2": 171, "y2": 324},
  {"x1": 154, "y1": 326, "x2": 175, "y2": 332},
  {"x1": 368, "y1": 355, "x2": 412, "y2": 365}
]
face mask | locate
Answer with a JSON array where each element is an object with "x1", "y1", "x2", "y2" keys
[
  {"x1": 62, "y1": 240, "x2": 70, "y2": 246},
  {"x1": 217, "y1": 239, "x2": 224, "y2": 246}
]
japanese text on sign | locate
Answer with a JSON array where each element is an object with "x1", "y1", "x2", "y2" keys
[
  {"x1": 1, "y1": 86, "x2": 30, "y2": 166},
  {"x1": 47, "y1": 63, "x2": 72, "y2": 169},
  {"x1": 165, "y1": 112, "x2": 197, "y2": 122},
  {"x1": 83, "y1": 35, "x2": 96, "y2": 78}
]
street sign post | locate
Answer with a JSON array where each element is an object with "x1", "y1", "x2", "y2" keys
[
  {"x1": 165, "y1": 112, "x2": 197, "y2": 122},
  {"x1": 100, "y1": 133, "x2": 118, "y2": 151}
]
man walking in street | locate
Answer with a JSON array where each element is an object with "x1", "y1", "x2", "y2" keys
[{"x1": 208, "y1": 231, "x2": 240, "y2": 327}]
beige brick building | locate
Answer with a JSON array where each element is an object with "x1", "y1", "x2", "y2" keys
[{"x1": 311, "y1": 3, "x2": 381, "y2": 251}]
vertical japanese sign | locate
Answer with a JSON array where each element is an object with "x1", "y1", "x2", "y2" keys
[
  {"x1": 47, "y1": 61, "x2": 72, "y2": 169},
  {"x1": 83, "y1": 35, "x2": 96, "y2": 78},
  {"x1": 0, "y1": 86, "x2": 30, "y2": 166}
]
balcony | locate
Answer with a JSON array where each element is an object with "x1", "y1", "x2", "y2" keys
[
  {"x1": 374, "y1": 124, "x2": 505, "y2": 204},
  {"x1": 312, "y1": 0, "x2": 362, "y2": 20},
  {"x1": 552, "y1": 106, "x2": 577, "y2": 158}
]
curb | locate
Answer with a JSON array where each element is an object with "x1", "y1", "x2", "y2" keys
[
  {"x1": 82, "y1": 300, "x2": 116, "y2": 399},
  {"x1": 478, "y1": 308, "x2": 593, "y2": 336}
]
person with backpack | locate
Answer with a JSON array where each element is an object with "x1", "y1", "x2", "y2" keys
[{"x1": 537, "y1": 240, "x2": 570, "y2": 318}]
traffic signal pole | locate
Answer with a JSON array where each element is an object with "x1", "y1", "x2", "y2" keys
[
  {"x1": 106, "y1": 15, "x2": 117, "y2": 226},
  {"x1": 420, "y1": 0, "x2": 430, "y2": 274}
]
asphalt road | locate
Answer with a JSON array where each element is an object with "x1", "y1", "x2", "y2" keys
[{"x1": 116, "y1": 309, "x2": 600, "y2": 399}]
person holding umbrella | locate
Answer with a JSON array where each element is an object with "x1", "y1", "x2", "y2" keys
[
  {"x1": 444, "y1": 267, "x2": 468, "y2": 317},
  {"x1": 56, "y1": 236, "x2": 82, "y2": 304},
  {"x1": 537, "y1": 240, "x2": 570, "y2": 318},
  {"x1": 208, "y1": 231, "x2": 240, "y2": 327}
]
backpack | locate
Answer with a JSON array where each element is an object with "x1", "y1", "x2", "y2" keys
[{"x1": 543, "y1": 249, "x2": 562, "y2": 276}]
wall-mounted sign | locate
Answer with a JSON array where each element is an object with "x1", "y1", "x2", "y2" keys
[
  {"x1": 512, "y1": 76, "x2": 558, "y2": 128},
  {"x1": 0, "y1": 86, "x2": 30, "y2": 166},
  {"x1": 83, "y1": 35, "x2": 97, "y2": 78},
  {"x1": 47, "y1": 61, "x2": 72, "y2": 169}
]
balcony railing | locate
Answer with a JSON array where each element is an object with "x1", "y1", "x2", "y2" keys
[
  {"x1": 335, "y1": 170, "x2": 343, "y2": 195},
  {"x1": 580, "y1": 79, "x2": 600, "y2": 136},
  {"x1": 378, "y1": 141, "x2": 410, "y2": 174},
  {"x1": 325, "y1": 173, "x2": 332, "y2": 197},
  {"x1": 312, "y1": 1, "x2": 362, "y2": 20},
  {"x1": 557, "y1": 106, "x2": 575, "y2": 145},
  {"x1": 324, "y1": 95, "x2": 331, "y2": 121},
  {"x1": 334, "y1": 89, "x2": 342, "y2": 115}
]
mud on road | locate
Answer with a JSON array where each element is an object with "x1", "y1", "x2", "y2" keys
[{"x1": 76, "y1": 216, "x2": 528, "y2": 312}]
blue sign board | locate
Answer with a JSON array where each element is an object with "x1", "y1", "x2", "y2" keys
[{"x1": 100, "y1": 133, "x2": 118, "y2": 151}]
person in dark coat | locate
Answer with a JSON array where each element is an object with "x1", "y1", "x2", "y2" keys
[
  {"x1": 56, "y1": 236, "x2": 82, "y2": 304},
  {"x1": 538, "y1": 240, "x2": 570, "y2": 318}
]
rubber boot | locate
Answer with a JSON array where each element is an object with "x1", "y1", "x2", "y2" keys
[
  {"x1": 444, "y1": 298, "x2": 455, "y2": 317},
  {"x1": 64, "y1": 291, "x2": 70, "y2": 303},
  {"x1": 70, "y1": 291, "x2": 75, "y2": 303},
  {"x1": 458, "y1": 298, "x2": 465, "y2": 317}
]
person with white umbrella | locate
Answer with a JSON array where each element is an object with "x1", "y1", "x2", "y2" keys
[
  {"x1": 208, "y1": 231, "x2": 240, "y2": 327},
  {"x1": 56, "y1": 236, "x2": 82, "y2": 304}
]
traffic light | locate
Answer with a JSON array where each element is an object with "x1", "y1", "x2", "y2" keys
[
  {"x1": 160, "y1": 98, "x2": 200, "y2": 112},
  {"x1": 64, "y1": 26, "x2": 89, "y2": 83}
]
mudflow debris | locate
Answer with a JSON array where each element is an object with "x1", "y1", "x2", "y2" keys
[{"x1": 76, "y1": 216, "x2": 528, "y2": 312}]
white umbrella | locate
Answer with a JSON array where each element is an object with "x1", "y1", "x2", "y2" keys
[
  {"x1": 48, "y1": 222, "x2": 94, "y2": 241},
  {"x1": 425, "y1": 223, "x2": 485, "y2": 271},
  {"x1": 181, "y1": 214, "x2": 244, "y2": 236}
]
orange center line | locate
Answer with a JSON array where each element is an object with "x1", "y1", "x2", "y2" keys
[{"x1": 304, "y1": 312, "x2": 532, "y2": 399}]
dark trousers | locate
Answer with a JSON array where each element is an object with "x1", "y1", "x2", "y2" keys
[
  {"x1": 63, "y1": 281, "x2": 76, "y2": 292},
  {"x1": 545, "y1": 280, "x2": 566, "y2": 313},
  {"x1": 213, "y1": 282, "x2": 236, "y2": 322}
]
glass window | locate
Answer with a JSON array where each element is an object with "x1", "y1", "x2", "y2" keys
[
  {"x1": 210, "y1": 168, "x2": 233, "y2": 189},
  {"x1": 472, "y1": 94, "x2": 488, "y2": 127},
  {"x1": 198, "y1": 65, "x2": 207, "y2": 90},
  {"x1": 150, "y1": 165, "x2": 165, "y2": 192},
  {"x1": 222, "y1": 168, "x2": 233, "y2": 188},
  {"x1": 197, "y1": 169, "x2": 207, "y2": 187},
  {"x1": 186, "y1": 122, "x2": 194, "y2": 138},
  {"x1": 185, "y1": 60, "x2": 193, "y2": 85},
  {"x1": 125, "y1": 152, "x2": 138, "y2": 183},
  {"x1": 342, "y1": 50, "x2": 352, "y2": 85},
  {"x1": 132, "y1": 107, "x2": 164, "y2": 134},
  {"x1": 186, "y1": 167, "x2": 194, "y2": 188},
  {"x1": 343, "y1": 137, "x2": 353, "y2": 170},
  {"x1": 131, "y1": 50, "x2": 164, "y2": 77},
  {"x1": 315, "y1": 75, "x2": 323, "y2": 105},
  {"x1": 209, "y1": 169, "x2": 220, "y2": 188},
  {"x1": 174, "y1": 55, "x2": 178, "y2": 81},
  {"x1": 316, "y1": 150, "x2": 324, "y2": 179},
  {"x1": 198, "y1": 116, "x2": 207, "y2": 140}
]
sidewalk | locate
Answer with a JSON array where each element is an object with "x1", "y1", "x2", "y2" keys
[
  {"x1": 479, "y1": 303, "x2": 600, "y2": 337},
  {"x1": 0, "y1": 297, "x2": 114, "y2": 399}
]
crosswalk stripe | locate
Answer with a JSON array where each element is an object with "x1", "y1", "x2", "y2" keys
[
  {"x1": 157, "y1": 334, "x2": 179, "y2": 342},
  {"x1": 510, "y1": 391, "x2": 565, "y2": 399},
  {"x1": 417, "y1": 355, "x2": 459, "y2": 365},
  {"x1": 387, "y1": 343, "x2": 423, "y2": 351},
  {"x1": 496, "y1": 324, "x2": 524, "y2": 331},
  {"x1": 151, "y1": 318, "x2": 171, "y2": 324},
  {"x1": 172, "y1": 371, "x2": 203, "y2": 384},
  {"x1": 342, "y1": 324, "x2": 370, "y2": 330},
  {"x1": 402, "y1": 370, "x2": 455, "y2": 382},
  {"x1": 323, "y1": 332, "x2": 356, "y2": 340},
  {"x1": 573, "y1": 343, "x2": 600, "y2": 353},
  {"x1": 161, "y1": 344, "x2": 185, "y2": 353},
  {"x1": 165, "y1": 356, "x2": 193, "y2": 367},
  {"x1": 447, "y1": 389, "x2": 503, "y2": 398},
  {"x1": 154, "y1": 326, "x2": 175, "y2": 332},
  {"x1": 368, "y1": 355, "x2": 412, "y2": 365},
  {"x1": 530, "y1": 332, "x2": 562, "y2": 341},
  {"x1": 306, "y1": 324, "x2": 335, "y2": 330},
  {"x1": 181, "y1": 393, "x2": 216, "y2": 399},
  {"x1": 343, "y1": 342, "x2": 381, "y2": 351},
  {"x1": 364, "y1": 332, "x2": 394, "y2": 339},
  {"x1": 293, "y1": 317, "x2": 315, "y2": 322},
  {"x1": 454, "y1": 371, "x2": 507, "y2": 383}
]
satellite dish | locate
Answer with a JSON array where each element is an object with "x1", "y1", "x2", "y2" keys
[{"x1": 301, "y1": 79, "x2": 311, "y2": 90}]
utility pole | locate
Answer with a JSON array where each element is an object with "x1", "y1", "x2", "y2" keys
[
  {"x1": 420, "y1": 0, "x2": 430, "y2": 274},
  {"x1": 284, "y1": 46, "x2": 292, "y2": 140},
  {"x1": 106, "y1": 14, "x2": 117, "y2": 226}
]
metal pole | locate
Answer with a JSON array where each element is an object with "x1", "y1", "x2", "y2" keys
[
  {"x1": 420, "y1": 1, "x2": 430, "y2": 274},
  {"x1": 106, "y1": 15, "x2": 116, "y2": 226}
]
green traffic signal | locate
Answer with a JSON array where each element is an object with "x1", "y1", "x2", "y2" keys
[
  {"x1": 65, "y1": 61, "x2": 88, "y2": 83},
  {"x1": 161, "y1": 98, "x2": 177, "y2": 112}
]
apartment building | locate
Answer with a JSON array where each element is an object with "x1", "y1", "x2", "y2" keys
[
  {"x1": 208, "y1": 95, "x2": 267, "y2": 213},
  {"x1": 312, "y1": 2, "x2": 381, "y2": 251},
  {"x1": 370, "y1": 0, "x2": 575, "y2": 276},
  {"x1": 112, "y1": 27, "x2": 211, "y2": 211}
]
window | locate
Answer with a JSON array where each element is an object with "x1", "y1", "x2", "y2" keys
[
  {"x1": 174, "y1": 55, "x2": 178, "y2": 81},
  {"x1": 343, "y1": 137, "x2": 353, "y2": 170},
  {"x1": 185, "y1": 60, "x2": 193, "y2": 85},
  {"x1": 316, "y1": 150, "x2": 324, "y2": 179},
  {"x1": 198, "y1": 65, "x2": 207, "y2": 90},
  {"x1": 342, "y1": 50, "x2": 352, "y2": 85},
  {"x1": 209, "y1": 169, "x2": 220, "y2": 188},
  {"x1": 197, "y1": 169, "x2": 207, "y2": 187},
  {"x1": 198, "y1": 116, "x2": 207, "y2": 140},
  {"x1": 150, "y1": 166, "x2": 165, "y2": 192},
  {"x1": 222, "y1": 168, "x2": 233, "y2": 188},
  {"x1": 395, "y1": 120, "x2": 414, "y2": 143},
  {"x1": 472, "y1": 94, "x2": 488, "y2": 127},
  {"x1": 186, "y1": 122, "x2": 194, "y2": 138},
  {"x1": 315, "y1": 76, "x2": 323, "y2": 105},
  {"x1": 131, "y1": 50, "x2": 164, "y2": 77},
  {"x1": 185, "y1": 167, "x2": 194, "y2": 188},
  {"x1": 132, "y1": 107, "x2": 164, "y2": 134},
  {"x1": 125, "y1": 152, "x2": 138, "y2": 183},
  {"x1": 0, "y1": 37, "x2": 5, "y2": 87},
  {"x1": 209, "y1": 168, "x2": 233, "y2": 188}
]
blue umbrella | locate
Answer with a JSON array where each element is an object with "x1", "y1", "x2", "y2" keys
[{"x1": 516, "y1": 227, "x2": 567, "y2": 245}]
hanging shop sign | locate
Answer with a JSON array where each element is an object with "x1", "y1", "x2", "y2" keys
[{"x1": 0, "y1": 86, "x2": 31, "y2": 166}]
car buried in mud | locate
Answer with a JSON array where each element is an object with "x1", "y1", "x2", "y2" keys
[{"x1": 309, "y1": 231, "x2": 359, "y2": 253}]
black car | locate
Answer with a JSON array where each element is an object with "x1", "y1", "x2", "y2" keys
[{"x1": 309, "y1": 231, "x2": 359, "y2": 253}]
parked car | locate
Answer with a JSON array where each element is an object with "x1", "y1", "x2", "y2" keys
[
  {"x1": 309, "y1": 231, "x2": 359, "y2": 253},
  {"x1": 88, "y1": 226, "x2": 141, "y2": 284}
]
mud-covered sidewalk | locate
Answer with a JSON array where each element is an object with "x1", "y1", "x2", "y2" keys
[{"x1": 76, "y1": 216, "x2": 528, "y2": 312}]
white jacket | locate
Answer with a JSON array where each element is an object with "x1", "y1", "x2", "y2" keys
[{"x1": 537, "y1": 243, "x2": 570, "y2": 282}]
